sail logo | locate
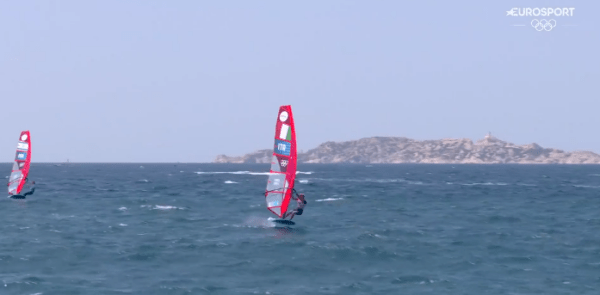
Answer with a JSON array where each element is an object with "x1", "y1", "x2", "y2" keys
[
  {"x1": 279, "y1": 111, "x2": 289, "y2": 122},
  {"x1": 279, "y1": 124, "x2": 292, "y2": 141},
  {"x1": 271, "y1": 155, "x2": 288, "y2": 173},
  {"x1": 17, "y1": 142, "x2": 29, "y2": 151},
  {"x1": 274, "y1": 140, "x2": 291, "y2": 156},
  {"x1": 16, "y1": 152, "x2": 27, "y2": 160}
]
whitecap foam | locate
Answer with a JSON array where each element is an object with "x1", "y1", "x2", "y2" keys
[
  {"x1": 119, "y1": 207, "x2": 128, "y2": 211},
  {"x1": 195, "y1": 171, "x2": 273, "y2": 176},
  {"x1": 195, "y1": 171, "x2": 313, "y2": 176},
  {"x1": 152, "y1": 205, "x2": 184, "y2": 210},
  {"x1": 460, "y1": 182, "x2": 508, "y2": 186},
  {"x1": 224, "y1": 180, "x2": 238, "y2": 184},
  {"x1": 304, "y1": 177, "x2": 427, "y2": 185},
  {"x1": 51, "y1": 214, "x2": 75, "y2": 219},
  {"x1": 246, "y1": 172, "x2": 273, "y2": 175},
  {"x1": 119, "y1": 223, "x2": 127, "y2": 227},
  {"x1": 298, "y1": 179, "x2": 309, "y2": 184},
  {"x1": 140, "y1": 204, "x2": 185, "y2": 210},
  {"x1": 316, "y1": 198, "x2": 344, "y2": 202},
  {"x1": 573, "y1": 184, "x2": 600, "y2": 189},
  {"x1": 242, "y1": 216, "x2": 276, "y2": 228},
  {"x1": 366, "y1": 178, "x2": 424, "y2": 185}
]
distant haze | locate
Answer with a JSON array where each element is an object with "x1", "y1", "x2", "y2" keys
[{"x1": 1, "y1": 1, "x2": 598, "y2": 162}]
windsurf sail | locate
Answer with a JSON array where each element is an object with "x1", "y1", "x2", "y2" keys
[
  {"x1": 265, "y1": 105, "x2": 297, "y2": 218},
  {"x1": 8, "y1": 131, "x2": 32, "y2": 196}
]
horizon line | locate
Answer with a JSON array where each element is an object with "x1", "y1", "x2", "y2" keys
[{"x1": 1, "y1": 162, "x2": 599, "y2": 165}]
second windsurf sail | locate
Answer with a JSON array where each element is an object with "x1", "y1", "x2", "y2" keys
[{"x1": 8, "y1": 131, "x2": 32, "y2": 196}]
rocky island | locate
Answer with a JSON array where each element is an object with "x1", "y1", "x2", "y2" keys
[{"x1": 214, "y1": 134, "x2": 600, "y2": 164}]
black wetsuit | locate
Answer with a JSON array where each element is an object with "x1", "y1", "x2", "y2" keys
[
  {"x1": 23, "y1": 187, "x2": 35, "y2": 196},
  {"x1": 293, "y1": 190, "x2": 307, "y2": 215},
  {"x1": 10, "y1": 185, "x2": 35, "y2": 199},
  {"x1": 284, "y1": 191, "x2": 306, "y2": 219}
]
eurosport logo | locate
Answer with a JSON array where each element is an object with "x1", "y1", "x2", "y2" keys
[
  {"x1": 507, "y1": 7, "x2": 575, "y2": 17},
  {"x1": 506, "y1": 7, "x2": 576, "y2": 31}
]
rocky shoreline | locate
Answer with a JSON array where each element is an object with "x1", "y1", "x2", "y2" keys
[{"x1": 214, "y1": 135, "x2": 600, "y2": 164}]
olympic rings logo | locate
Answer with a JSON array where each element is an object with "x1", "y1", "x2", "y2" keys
[{"x1": 531, "y1": 19, "x2": 557, "y2": 31}]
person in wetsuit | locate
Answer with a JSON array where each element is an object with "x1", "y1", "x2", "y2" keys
[
  {"x1": 283, "y1": 190, "x2": 307, "y2": 220},
  {"x1": 9, "y1": 178, "x2": 35, "y2": 199}
]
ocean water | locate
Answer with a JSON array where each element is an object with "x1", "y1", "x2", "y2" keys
[{"x1": 1, "y1": 163, "x2": 600, "y2": 295}]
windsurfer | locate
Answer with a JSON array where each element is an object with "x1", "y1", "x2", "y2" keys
[
  {"x1": 9, "y1": 179, "x2": 35, "y2": 199},
  {"x1": 283, "y1": 190, "x2": 307, "y2": 220}
]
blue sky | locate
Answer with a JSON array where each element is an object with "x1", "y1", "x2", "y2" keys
[{"x1": 1, "y1": 1, "x2": 598, "y2": 162}]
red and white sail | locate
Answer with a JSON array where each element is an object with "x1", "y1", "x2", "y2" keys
[
  {"x1": 8, "y1": 131, "x2": 32, "y2": 196},
  {"x1": 265, "y1": 106, "x2": 297, "y2": 218}
]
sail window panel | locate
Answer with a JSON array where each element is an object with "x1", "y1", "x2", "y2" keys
[{"x1": 266, "y1": 173, "x2": 286, "y2": 192}]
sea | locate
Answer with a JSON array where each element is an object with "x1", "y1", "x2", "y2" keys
[{"x1": 1, "y1": 163, "x2": 600, "y2": 295}]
